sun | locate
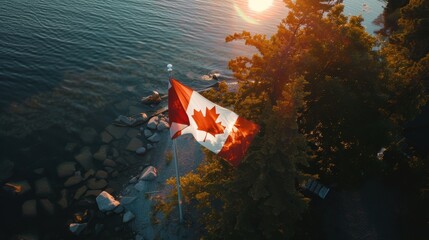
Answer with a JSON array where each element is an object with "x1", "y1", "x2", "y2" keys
[{"x1": 248, "y1": 0, "x2": 273, "y2": 12}]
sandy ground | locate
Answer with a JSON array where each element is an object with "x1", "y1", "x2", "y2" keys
[{"x1": 118, "y1": 130, "x2": 204, "y2": 240}]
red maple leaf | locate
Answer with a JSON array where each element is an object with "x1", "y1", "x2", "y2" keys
[{"x1": 192, "y1": 106, "x2": 225, "y2": 142}]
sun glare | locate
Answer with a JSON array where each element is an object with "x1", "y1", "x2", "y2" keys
[{"x1": 248, "y1": 0, "x2": 273, "y2": 12}]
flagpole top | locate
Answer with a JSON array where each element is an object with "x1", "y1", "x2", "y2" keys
[{"x1": 167, "y1": 64, "x2": 173, "y2": 72}]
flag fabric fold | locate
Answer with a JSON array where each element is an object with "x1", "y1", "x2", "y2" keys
[{"x1": 168, "y1": 78, "x2": 259, "y2": 166}]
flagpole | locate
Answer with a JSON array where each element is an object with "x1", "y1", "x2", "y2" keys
[{"x1": 167, "y1": 64, "x2": 183, "y2": 223}]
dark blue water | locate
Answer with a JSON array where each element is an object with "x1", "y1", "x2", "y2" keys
[{"x1": 0, "y1": 0, "x2": 384, "y2": 237}]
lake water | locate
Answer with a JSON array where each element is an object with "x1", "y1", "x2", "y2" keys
[{"x1": 0, "y1": 0, "x2": 384, "y2": 237}]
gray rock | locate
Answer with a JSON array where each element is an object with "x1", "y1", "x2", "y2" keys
[
  {"x1": 39, "y1": 199, "x2": 55, "y2": 215},
  {"x1": 34, "y1": 177, "x2": 53, "y2": 196},
  {"x1": 147, "y1": 116, "x2": 159, "y2": 130},
  {"x1": 87, "y1": 178, "x2": 108, "y2": 190},
  {"x1": 157, "y1": 119, "x2": 170, "y2": 131},
  {"x1": 93, "y1": 145, "x2": 108, "y2": 162},
  {"x1": 103, "y1": 159, "x2": 117, "y2": 168},
  {"x1": 69, "y1": 223, "x2": 87, "y2": 235},
  {"x1": 120, "y1": 196, "x2": 137, "y2": 205},
  {"x1": 80, "y1": 127, "x2": 97, "y2": 144},
  {"x1": 127, "y1": 128, "x2": 140, "y2": 138},
  {"x1": 64, "y1": 175, "x2": 83, "y2": 187},
  {"x1": 100, "y1": 131, "x2": 113, "y2": 143},
  {"x1": 74, "y1": 147, "x2": 94, "y2": 170},
  {"x1": 139, "y1": 166, "x2": 157, "y2": 181},
  {"x1": 22, "y1": 200, "x2": 37, "y2": 217},
  {"x1": 96, "y1": 191, "x2": 120, "y2": 211},
  {"x1": 136, "y1": 147, "x2": 146, "y2": 155},
  {"x1": 147, "y1": 133, "x2": 160, "y2": 142},
  {"x1": 143, "y1": 129, "x2": 153, "y2": 138},
  {"x1": 57, "y1": 161, "x2": 76, "y2": 178},
  {"x1": 0, "y1": 159, "x2": 14, "y2": 181},
  {"x1": 95, "y1": 170, "x2": 108, "y2": 179},
  {"x1": 134, "y1": 181, "x2": 148, "y2": 192},
  {"x1": 105, "y1": 125, "x2": 127, "y2": 139},
  {"x1": 74, "y1": 185, "x2": 88, "y2": 200},
  {"x1": 126, "y1": 137, "x2": 143, "y2": 152},
  {"x1": 123, "y1": 211, "x2": 135, "y2": 223}
]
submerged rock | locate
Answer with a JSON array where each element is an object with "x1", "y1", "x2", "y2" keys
[
  {"x1": 39, "y1": 199, "x2": 55, "y2": 215},
  {"x1": 105, "y1": 125, "x2": 127, "y2": 139},
  {"x1": 127, "y1": 128, "x2": 140, "y2": 138},
  {"x1": 143, "y1": 129, "x2": 153, "y2": 138},
  {"x1": 93, "y1": 145, "x2": 108, "y2": 162},
  {"x1": 34, "y1": 177, "x2": 53, "y2": 197},
  {"x1": 126, "y1": 138, "x2": 143, "y2": 152},
  {"x1": 95, "y1": 170, "x2": 108, "y2": 179},
  {"x1": 57, "y1": 162, "x2": 76, "y2": 178},
  {"x1": 120, "y1": 196, "x2": 137, "y2": 205},
  {"x1": 83, "y1": 169, "x2": 95, "y2": 180},
  {"x1": 87, "y1": 178, "x2": 108, "y2": 190},
  {"x1": 22, "y1": 200, "x2": 37, "y2": 217},
  {"x1": 134, "y1": 181, "x2": 147, "y2": 192},
  {"x1": 74, "y1": 185, "x2": 88, "y2": 200},
  {"x1": 96, "y1": 191, "x2": 120, "y2": 212},
  {"x1": 58, "y1": 189, "x2": 69, "y2": 209},
  {"x1": 103, "y1": 159, "x2": 117, "y2": 168},
  {"x1": 74, "y1": 147, "x2": 94, "y2": 171},
  {"x1": 64, "y1": 175, "x2": 83, "y2": 187},
  {"x1": 100, "y1": 131, "x2": 113, "y2": 143},
  {"x1": 157, "y1": 119, "x2": 170, "y2": 131}
]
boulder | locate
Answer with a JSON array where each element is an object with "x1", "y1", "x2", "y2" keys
[
  {"x1": 147, "y1": 133, "x2": 160, "y2": 143},
  {"x1": 103, "y1": 159, "x2": 117, "y2": 168},
  {"x1": 74, "y1": 185, "x2": 88, "y2": 200},
  {"x1": 39, "y1": 199, "x2": 55, "y2": 215},
  {"x1": 157, "y1": 119, "x2": 170, "y2": 131},
  {"x1": 139, "y1": 166, "x2": 157, "y2": 181},
  {"x1": 80, "y1": 127, "x2": 97, "y2": 144},
  {"x1": 57, "y1": 162, "x2": 76, "y2": 178},
  {"x1": 96, "y1": 191, "x2": 120, "y2": 211},
  {"x1": 34, "y1": 177, "x2": 53, "y2": 196},
  {"x1": 123, "y1": 211, "x2": 135, "y2": 223},
  {"x1": 22, "y1": 200, "x2": 37, "y2": 217},
  {"x1": 126, "y1": 137, "x2": 143, "y2": 152},
  {"x1": 74, "y1": 147, "x2": 94, "y2": 171},
  {"x1": 105, "y1": 125, "x2": 127, "y2": 139},
  {"x1": 64, "y1": 175, "x2": 83, "y2": 187},
  {"x1": 0, "y1": 159, "x2": 14, "y2": 181},
  {"x1": 136, "y1": 147, "x2": 146, "y2": 155},
  {"x1": 134, "y1": 181, "x2": 148, "y2": 192},
  {"x1": 69, "y1": 223, "x2": 87, "y2": 235},
  {"x1": 95, "y1": 170, "x2": 108, "y2": 179},
  {"x1": 120, "y1": 196, "x2": 137, "y2": 205},
  {"x1": 93, "y1": 145, "x2": 108, "y2": 162},
  {"x1": 87, "y1": 178, "x2": 108, "y2": 190},
  {"x1": 146, "y1": 116, "x2": 159, "y2": 130},
  {"x1": 100, "y1": 131, "x2": 113, "y2": 143}
]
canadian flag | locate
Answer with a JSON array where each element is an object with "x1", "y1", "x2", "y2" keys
[{"x1": 168, "y1": 79, "x2": 259, "y2": 166}]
